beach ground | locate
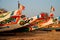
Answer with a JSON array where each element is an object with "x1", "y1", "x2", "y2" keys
[{"x1": 0, "y1": 30, "x2": 60, "y2": 40}]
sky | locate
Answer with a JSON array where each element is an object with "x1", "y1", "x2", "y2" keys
[{"x1": 0, "y1": 0, "x2": 60, "y2": 17}]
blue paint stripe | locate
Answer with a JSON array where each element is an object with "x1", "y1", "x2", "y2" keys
[{"x1": 37, "y1": 15, "x2": 39, "y2": 18}]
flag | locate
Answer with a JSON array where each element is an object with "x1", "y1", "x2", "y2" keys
[
  {"x1": 16, "y1": 4, "x2": 25, "y2": 15},
  {"x1": 18, "y1": 1, "x2": 20, "y2": 9},
  {"x1": 14, "y1": 1, "x2": 25, "y2": 15},
  {"x1": 51, "y1": 6, "x2": 55, "y2": 12},
  {"x1": 20, "y1": 4, "x2": 25, "y2": 10},
  {"x1": 18, "y1": 1, "x2": 25, "y2": 10}
]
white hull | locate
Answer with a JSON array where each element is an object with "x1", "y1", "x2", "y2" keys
[
  {"x1": 0, "y1": 24, "x2": 20, "y2": 32},
  {"x1": 0, "y1": 12, "x2": 11, "y2": 22},
  {"x1": 0, "y1": 15, "x2": 38, "y2": 32},
  {"x1": 0, "y1": 14, "x2": 54, "y2": 32},
  {"x1": 0, "y1": 23, "x2": 30, "y2": 32}
]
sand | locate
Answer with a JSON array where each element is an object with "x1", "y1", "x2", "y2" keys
[{"x1": 0, "y1": 30, "x2": 60, "y2": 40}]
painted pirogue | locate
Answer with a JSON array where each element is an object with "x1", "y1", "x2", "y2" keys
[
  {"x1": 0, "y1": 1, "x2": 26, "y2": 32},
  {"x1": 0, "y1": 1, "x2": 60, "y2": 32}
]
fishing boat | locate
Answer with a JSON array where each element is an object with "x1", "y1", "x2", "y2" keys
[
  {"x1": 0, "y1": 1, "x2": 29, "y2": 32},
  {"x1": 0, "y1": 1, "x2": 60, "y2": 32}
]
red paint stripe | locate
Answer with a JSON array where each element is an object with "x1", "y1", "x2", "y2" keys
[{"x1": 0, "y1": 16, "x2": 20, "y2": 26}]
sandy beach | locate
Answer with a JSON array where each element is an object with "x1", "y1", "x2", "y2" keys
[{"x1": 0, "y1": 30, "x2": 60, "y2": 40}]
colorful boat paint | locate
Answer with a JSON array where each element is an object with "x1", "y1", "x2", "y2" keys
[{"x1": 0, "y1": 1, "x2": 60, "y2": 32}]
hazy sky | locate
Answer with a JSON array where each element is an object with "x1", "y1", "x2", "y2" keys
[{"x1": 0, "y1": 0, "x2": 60, "y2": 17}]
